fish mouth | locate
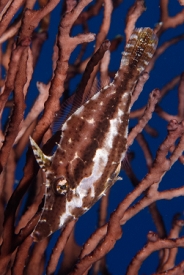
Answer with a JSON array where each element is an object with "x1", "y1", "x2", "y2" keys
[{"x1": 32, "y1": 219, "x2": 52, "y2": 242}]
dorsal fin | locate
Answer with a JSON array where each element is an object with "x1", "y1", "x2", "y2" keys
[
  {"x1": 29, "y1": 137, "x2": 51, "y2": 172},
  {"x1": 53, "y1": 77, "x2": 100, "y2": 132},
  {"x1": 53, "y1": 40, "x2": 111, "y2": 132}
]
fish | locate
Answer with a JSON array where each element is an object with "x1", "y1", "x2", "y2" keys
[{"x1": 30, "y1": 28, "x2": 158, "y2": 241}]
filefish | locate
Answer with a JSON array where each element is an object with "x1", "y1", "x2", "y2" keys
[{"x1": 30, "y1": 28, "x2": 158, "y2": 241}]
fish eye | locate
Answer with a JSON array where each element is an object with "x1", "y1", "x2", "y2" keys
[{"x1": 54, "y1": 177, "x2": 69, "y2": 195}]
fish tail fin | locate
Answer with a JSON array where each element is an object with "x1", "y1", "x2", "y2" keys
[{"x1": 121, "y1": 27, "x2": 158, "y2": 73}]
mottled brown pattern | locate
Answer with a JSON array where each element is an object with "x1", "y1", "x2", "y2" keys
[
  {"x1": 52, "y1": 86, "x2": 130, "y2": 186},
  {"x1": 32, "y1": 28, "x2": 158, "y2": 240},
  {"x1": 82, "y1": 165, "x2": 120, "y2": 209}
]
